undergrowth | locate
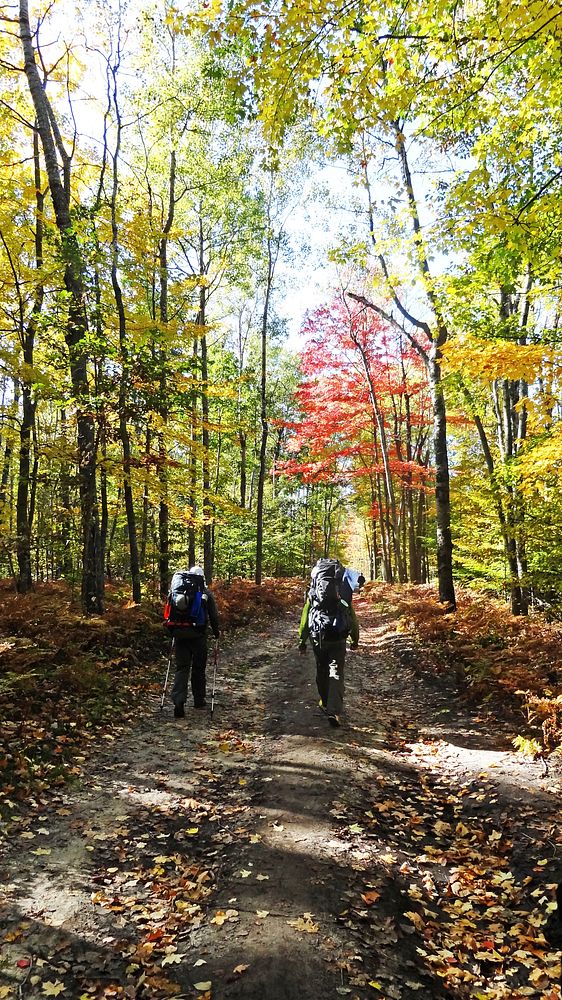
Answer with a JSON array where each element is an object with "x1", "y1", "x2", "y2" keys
[{"x1": 363, "y1": 582, "x2": 562, "y2": 756}]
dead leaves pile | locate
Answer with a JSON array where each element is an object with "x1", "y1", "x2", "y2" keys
[
  {"x1": 374, "y1": 581, "x2": 562, "y2": 753},
  {"x1": 334, "y1": 764, "x2": 561, "y2": 999}
]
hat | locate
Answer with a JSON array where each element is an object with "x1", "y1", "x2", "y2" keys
[{"x1": 189, "y1": 565, "x2": 205, "y2": 578}]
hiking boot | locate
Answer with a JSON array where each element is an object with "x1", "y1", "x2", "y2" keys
[
  {"x1": 318, "y1": 700, "x2": 327, "y2": 714},
  {"x1": 173, "y1": 704, "x2": 185, "y2": 718},
  {"x1": 328, "y1": 714, "x2": 340, "y2": 728},
  {"x1": 194, "y1": 701, "x2": 207, "y2": 709}
]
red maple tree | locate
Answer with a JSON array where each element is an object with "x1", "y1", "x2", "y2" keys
[{"x1": 280, "y1": 296, "x2": 433, "y2": 582}]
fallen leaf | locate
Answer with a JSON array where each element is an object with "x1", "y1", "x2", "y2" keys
[
  {"x1": 194, "y1": 983, "x2": 212, "y2": 991},
  {"x1": 42, "y1": 983, "x2": 66, "y2": 997},
  {"x1": 31, "y1": 848, "x2": 51, "y2": 856},
  {"x1": 287, "y1": 915, "x2": 319, "y2": 934},
  {"x1": 256, "y1": 910, "x2": 269, "y2": 918},
  {"x1": 255, "y1": 873, "x2": 269, "y2": 881},
  {"x1": 361, "y1": 890, "x2": 381, "y2": 906},
  {"x1": 233, "y1": 964, "x2": 249, "y2": 974}
]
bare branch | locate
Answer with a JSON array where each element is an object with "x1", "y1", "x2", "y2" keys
[{"x1": 347, "y1": 290, "x2": 431, "y2": 365}]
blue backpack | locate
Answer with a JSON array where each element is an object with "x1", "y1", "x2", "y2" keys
[{"x1": 164, "y1": 571, "x2": 207, "y2": 630}]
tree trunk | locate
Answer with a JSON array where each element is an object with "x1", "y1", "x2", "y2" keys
[
  {"x1": 158, "y1": 150, "x2": 176, "y2": 597},
  {"x1": 200, "y1": 295, "x2": 213, "y2": 582},
  {"x1": 429, "y1": 355, "x2": 455, "y2": 606},
  {"x1": 15, "y1": 126, "x2": 43, "y2": 593},
  {"x1": 140, "y1": 427, "x2": 151, "y2": 570},
  {"x1": 239, "y1": 429, "x2": 247, "y2": 508},
  {"x1": 109, "y1": 59, "x2": 141, "y2": 603},
  {"x1": 188, "y1": 339, "x2": 198, "y2": 568},
  {"x1": 59, "y1": 408, "x2": 73, "y2": 578},
  {"x1": 20, "y1": 0, "x2": 103, "y2": 612},
  {"x1": 254, "y1": 284, "x2": 270, "y2": 585}
]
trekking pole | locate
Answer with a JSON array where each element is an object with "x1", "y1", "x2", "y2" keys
[
  {"x1": 160, "y1": 636, "x2": 175, "y2": 710},
  {"x1": 210, "y1": 641, "x2": 219, "y2": 720}
]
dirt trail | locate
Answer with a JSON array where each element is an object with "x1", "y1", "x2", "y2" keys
[{"x1": 1, "y1": 598, "x2": 561, "y2": 999}]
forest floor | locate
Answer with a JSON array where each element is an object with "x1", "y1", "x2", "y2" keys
[{"x1": 1, "y1": 583, "x2": 562, "y2": 1000}]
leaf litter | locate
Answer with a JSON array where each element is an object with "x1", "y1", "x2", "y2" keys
[{"x1": 1, "y1": 581, "x2": 562, "y2": 998}]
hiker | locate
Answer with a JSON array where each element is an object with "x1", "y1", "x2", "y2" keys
[
  {"x1": 298, "y1": 558, "x2": 359, "y2": 728},
  {"x1": 164, "y1": 566, "x2": 220, "y2": 718}
]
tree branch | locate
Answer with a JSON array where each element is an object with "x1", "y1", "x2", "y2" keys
[{"x1": 347, "y1": 291, "x2": 431, "y2": 365}]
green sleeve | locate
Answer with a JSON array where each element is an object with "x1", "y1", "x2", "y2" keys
[
  {"x1": 298, "y1": 600, "x2": 310, "y2": 646},
  {"x1": 349, "y1": 603, "x2": 359, "y2": 645}
]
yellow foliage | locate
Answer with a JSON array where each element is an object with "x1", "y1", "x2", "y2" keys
[{"x1": 442, "y1": 337, "x2": 562, "y2": 385}]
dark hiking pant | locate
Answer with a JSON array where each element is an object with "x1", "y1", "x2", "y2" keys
[
  {"x1": 171, "y1": 634, "x2": 207, "y2": 708},
  {"x1": 312, "y1": 639, "x2": 346, "y2": 717}
]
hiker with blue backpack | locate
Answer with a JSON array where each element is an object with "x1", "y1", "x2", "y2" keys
[
  {"x1": 163, "y1": 566, "x2": 220, "y2": 718},
  {"x1": 298, "y1": 558, "x2": 360, "y2": 728}
]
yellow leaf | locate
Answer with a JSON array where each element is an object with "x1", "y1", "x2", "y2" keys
[
  {"x1": 256, "y1": 910, "x2": 269, "y2": 918},
  {"x1": 0, "y1": 987, "x2": 12, "y2": 998},
  {"x1": 287, "y1": 915, "x2": 319, "y2": 933},
  {"x1": 31, "y1": 848, "x2": 51, "y2": 856},
  {"x1": 194, "y1": 983, "x2": 212, "y2": 991},
  {"x1": 186, "y1": 828, "x2": 199, "y2": 835},
  {"x1": 42, "y1": 984, "x2": 66, "y2": 997}
]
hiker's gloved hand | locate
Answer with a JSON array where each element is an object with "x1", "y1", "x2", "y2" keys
[
  {"x1": 298, "y1": 644, "x2": 307, "y2": 655},
  {"x1": 349, "y1": 642, "x2": 358, "y2": 651}
]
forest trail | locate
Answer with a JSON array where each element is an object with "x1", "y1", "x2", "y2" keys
[{"x1": 1, "y1": 596, "x2": 561, "y2": 1000}]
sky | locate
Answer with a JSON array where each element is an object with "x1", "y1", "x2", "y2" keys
[{"x1": 277, "y1": 162, "x2": 363, "y2": 350}]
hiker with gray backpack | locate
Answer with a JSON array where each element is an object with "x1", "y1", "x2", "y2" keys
[
  {"x1": 298, "y1": 558, "x2": 360, "y2": 728},
  {"x1": 163, "y1": 566, "x2": 220, "y2": 718}
]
